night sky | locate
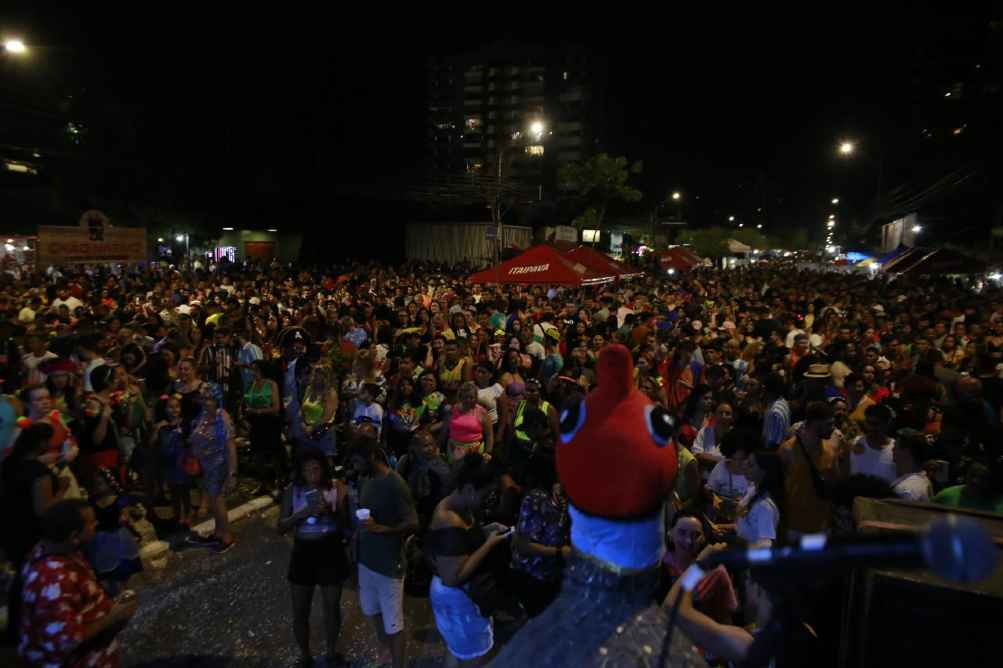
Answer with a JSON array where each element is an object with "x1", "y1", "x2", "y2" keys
[{"x1": 2, "y1": 4, "x2": 996, "y2": 246}]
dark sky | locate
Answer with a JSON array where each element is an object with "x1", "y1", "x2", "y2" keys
[{"x1": 2, "y1": 4, "x2": 996, "y2": 237}]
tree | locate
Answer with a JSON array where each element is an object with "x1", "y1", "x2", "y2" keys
[
  {"x1": 731, "y1": 228, "x2": 771, "y2": 250},
  {"x1": 559, "y1": 153, "x2": 643, "y2": 237},
  {"x1": 771, "y1": 227, "x2": 810, "y2": 250},
  {"x1": 676, "y1": 227, "x2": 731, "y2": 259}
]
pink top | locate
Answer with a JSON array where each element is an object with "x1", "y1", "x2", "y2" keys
[{"x1": 449, "y1": 405, "x2": 486, "y2": 442}]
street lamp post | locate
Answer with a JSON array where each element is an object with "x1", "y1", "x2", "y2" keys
[
  {"x1": 175, "y1": 233, "x2": 189, "y2": 264},
  {"x1": 495, "y1": 120, "x2": 546, "y2": 258},
  {"x1": 837, "y1": 138, "x2": 885, "y2": 227}
]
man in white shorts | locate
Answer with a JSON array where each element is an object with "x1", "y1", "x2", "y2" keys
[{"x1": 350, "y1": 437, "x2": 418, "y2": 668}]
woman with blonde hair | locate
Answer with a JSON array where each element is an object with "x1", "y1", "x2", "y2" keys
[
  {"x1": 446, "y1": 381, "x2": 493, "y2": 464},
  {"x1": 301, "y1": 364, "x2": 339, "y2": 458}
]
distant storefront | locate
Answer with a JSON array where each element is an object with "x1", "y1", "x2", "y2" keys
[{"x1": 37, "y1": 211, "x2": 147, "y2": 265}]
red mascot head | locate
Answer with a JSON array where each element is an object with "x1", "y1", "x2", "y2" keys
[{"x1": 557, "y1": 344, "x2": 678, "y2": 569}]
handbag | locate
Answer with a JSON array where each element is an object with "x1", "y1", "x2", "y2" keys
[{"x1": 182, "y1": 449, "x2": 201, "y2": 476}]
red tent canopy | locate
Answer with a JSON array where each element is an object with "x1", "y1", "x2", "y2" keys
[
  {"x1": 468, "y1": 244, "x2": 614, "y2": 286},
  {"x1": 564, "y1": 245, "x2": 644, "y2": 280},
  {"x1": 654, "y1": 247, "x2": 702, "y2": 272}
]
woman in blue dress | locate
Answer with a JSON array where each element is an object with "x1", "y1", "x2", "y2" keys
[{"x1": 185, "y1": 386, "x2": 238, "y2": 553}]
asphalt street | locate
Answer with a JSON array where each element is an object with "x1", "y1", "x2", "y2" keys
[{"x1": 120, "y1": 505, "x2": 447, "y2": 668}]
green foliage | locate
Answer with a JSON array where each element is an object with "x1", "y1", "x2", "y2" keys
[
  {"x1": 732, "y1": 228, "x2": 770, "y2": 249},
  {"x1": 571, "y1": 207, "x2": 601, "y2": 231},
  {"x1": 558, "y1": 153, "x2": 644, "y2": 230},
  {"x1": 676, "y1": 227, "x2": 731, "y2": 258},
  {"x1": 770, "y1": 227, "x2": 810, "y2": 250}
]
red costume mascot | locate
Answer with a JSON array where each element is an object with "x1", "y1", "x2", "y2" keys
[{"x1": 492, "y1": 344, "x2": 706, "y2": 666}]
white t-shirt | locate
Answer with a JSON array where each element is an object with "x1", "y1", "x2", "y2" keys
[
  {"x1": 850, "y1": 437, "x2": 898, "y2": 483},
  {"x1": 707, "y1": 460, "x2": 753, "y2": 501},
  {"x1": 737, "y1": 493, "x2": 779, "y2": 546},
  {"x1": 616, "y1": 306, "x2": 635, "y2": 329},
  {"x1": 477, "y1": 383, "x2": 505, "y2": 425},
  {"x1": 83, "y1": 357, "x2": 107, "y2": 392},
  {"x1": 525, "y1": 341, "x2": 546, "y2": 361},
  {"x1": 893, "y1": 472, "x2": 932, "y2": 502},
  {"x1": 52, "y1": 296, "x2": 83, "y2": 313},
  {"x1": 785, "y1": 328, "x2": 806, "y2": 349},
  {"x1": 692, "y1": 425, "x2": 723, "y2": 459},
  {"x1": 23, "y1": 351, "x2": 58, "y2": 385}
]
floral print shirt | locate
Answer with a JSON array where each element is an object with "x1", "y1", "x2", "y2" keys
[
  {"x1": 511, "y1": 489, "x2": 570, "y2": 582},
  {"x1": 19, "y1": 544, "x2": 117, "y2": 668}
]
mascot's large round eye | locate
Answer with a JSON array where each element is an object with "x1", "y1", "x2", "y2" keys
[
  {"x1": 559, "y1": 399, "x2": 586, "y2": 444},
  {"x1": 645, "y1": 404, "x2": 675, "y2": 448}
]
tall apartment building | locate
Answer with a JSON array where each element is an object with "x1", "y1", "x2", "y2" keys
[{"x1": 426, "y1": 43, "x2": 605, "y2": 192}]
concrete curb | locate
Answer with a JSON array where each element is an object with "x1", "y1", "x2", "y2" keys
[{"x1": 139, "y1": 495, "x2": 277, "y2": 563}]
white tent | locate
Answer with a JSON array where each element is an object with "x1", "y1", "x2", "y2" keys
[{"x1": 726, "y1": 239, "x2": 753, "y2": 254}]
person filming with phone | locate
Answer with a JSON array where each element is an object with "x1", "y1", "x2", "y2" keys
[
  {"x1": 425, "y1": 453, "x2": 510, "y2": 666},
  {"x1": 277, "y1": 449, "x2": 351, "y2": 667}
]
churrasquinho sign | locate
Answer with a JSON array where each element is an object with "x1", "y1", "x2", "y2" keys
[{"x1": 37, "y1": 211, "x2": 147, "y2": 265}]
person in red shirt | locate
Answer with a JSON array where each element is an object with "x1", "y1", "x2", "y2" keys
[{"x1": 19, "y1": 499, "x2": 137, "y2": 668}]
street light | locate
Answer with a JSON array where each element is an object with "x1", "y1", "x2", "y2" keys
[
  {"x1": 756, "y1": 224, "x2": 763, "y2": 229},
  {"x1": 728, "y1": 215, "x2": 735, "y2": 222},
  {"x1": 838, "y1": 141, "x2": 855, "y2": 156},
  {"x1": 175, "y1": 234, "x2": 184, "y2": 243},
  {"x1": 496, "y1": 119, "x2": 546, "y2": 251},
  {"x1": 738, "y1": 223, "x2": 744, "y2": 228},
  {"x1": 157, "y1": 237, "x2": 164, "y2": 243},
  {"x1": 912, "y1": 225, "x2": 922, "y2": 233},
  {"x1": 3, "y1": 38, "x2": 27, "y2": 55},
  {"x1": 828, "y1": 214, "x2": 835, "y2": 220},
  {"x1": 831, "y1": 197, "x2": 839, "y2": 205},
  {"x1": 671, "y1": 191, "x2": 681, "y2": 201}
]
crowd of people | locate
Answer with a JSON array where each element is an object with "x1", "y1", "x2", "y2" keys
[{"x1": 2, "y1": 255, "x2": 1003, "y2": 666}]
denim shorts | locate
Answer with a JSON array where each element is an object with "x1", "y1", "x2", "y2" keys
[{"x1": 429, "y1": 575, "x2": 494, "y2": 661}]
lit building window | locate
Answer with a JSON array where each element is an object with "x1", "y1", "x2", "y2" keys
[
  {"x1": 525, "y1": 145, "x2": 544, "y2": 156},
  {"x1": 465, "y1": 116, "x2": 482, "y2": 131}
]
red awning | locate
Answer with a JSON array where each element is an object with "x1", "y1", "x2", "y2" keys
[
  {"x1": 654, "y1": 247, "x2": 702, "y2": 272},
  {"x1": 468, "y1": 244, "x2": 614, "y2": 286},
  {"x1": 563, "y1": 245, "x2": 644, "y2": 280}
]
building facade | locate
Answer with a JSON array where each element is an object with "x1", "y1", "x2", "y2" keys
[{"x1": 426, "y1": 43, "x2": 605, "y2": 196}]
